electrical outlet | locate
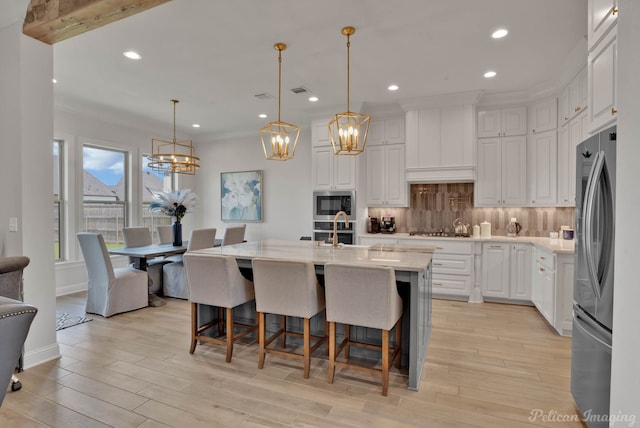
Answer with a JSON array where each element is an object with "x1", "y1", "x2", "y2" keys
[{"x1": 9, "y1": 217, "x2": 18, "y2": 232}]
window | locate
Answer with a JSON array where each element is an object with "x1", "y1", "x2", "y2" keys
[
  {"x1": 53, "y1": 140, "x2": 64, "y2": 261},
  {"x1": 82, "y1": 145, "x2": 128, "y2": 249},
  {"x1": 142, "y1": 154, "x2": 172, "y2": 243}
]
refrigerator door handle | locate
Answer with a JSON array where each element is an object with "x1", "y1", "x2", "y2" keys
[
  {"x1": 583, "y1": 151, "x2": 603, "y2": 300},
  {"x1": 574, "y1": 309, "x2": 612, "y2": 350}
]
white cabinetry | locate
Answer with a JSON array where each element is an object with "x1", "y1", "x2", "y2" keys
[
  {"x1": 405, "y1": 104, "x2": 475, "y2": 182},
  {"x1": 477, "y1": 107, "x2": 527, "y2": 138},
  {"x1": 366, "y1": 143, "x2": 407, "y2": 206},
  {"x1": 559, "y1": 67, "x2": 588, "y2": 127},
  {"x1": 588, "y1": 0, "x2": 617, "y2": 52},
  {"x1": 588, "y1": 25, "x2": 617, "y2": 133},
  {"x1": 476, "y1": 136, "x2": 527, "y2": 207},
  {"x1": 529, "y1": 97, "x2": 557, "y2": 134},
  {"x1": 531, "y1": 247, "x2": 574, "y2": 336},
  {"x1": 311, "y1": 118, "x2": 357, "y2": 190},
  {"x1": 527, "y1": 130, "x2": 557, "y2": 206},
  {"x1": 557, "y1": 110, "x2": 589, "y2": 206},
  {"x1": 481, "y1": 243, "x2": 532, "y2": 302},
  {"x1": 368, "y1": 117, "x2": 405, "y2": 146}
]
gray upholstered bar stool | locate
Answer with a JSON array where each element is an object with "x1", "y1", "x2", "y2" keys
[
  {"x1": 183, "y1": 253, "x2": 256, "y2": 362},
  {"x1": 163, "y1": 228, "x2": 216, "y2": 298},
  {"x1": 251, "y1": 258, "x2": 327, "y2": 379},
  {"x1": 323, "y1": 263, "x2": 403, "y2": 396}
]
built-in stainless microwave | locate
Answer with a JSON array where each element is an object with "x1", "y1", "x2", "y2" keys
[{"x1": 313, "y1": 190, "x2": 355, "y2": 221}]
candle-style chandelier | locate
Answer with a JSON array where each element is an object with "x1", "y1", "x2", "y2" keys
[
  {"x1": 148, "y1": 99, "x2": 200, "y2": 175},
  {"x1": 328, "y1": 26, "x2": 370, "y2": 155},
  {"x1": 259, "y1": 43, "x2": 300, "y2": 161}
]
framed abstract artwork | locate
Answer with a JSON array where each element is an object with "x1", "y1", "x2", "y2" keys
[{"x1": 220, "y1": 170, "x2": 263, "y2": 222}]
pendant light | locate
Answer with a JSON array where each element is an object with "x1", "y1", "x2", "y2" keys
[
  {"x1": 260, "y1": 43, "x2": 300, "y2": 161},
  {"x1": 149, "y1": 99, "x2": 200, "y2": 175},
  {"x1": 328, "y1": 26, "x2": 370, "y2": 155}
]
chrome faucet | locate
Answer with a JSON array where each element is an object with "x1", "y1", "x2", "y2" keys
[{"x1": 332, "y1": 210, "x2": 349, "y2": 247}]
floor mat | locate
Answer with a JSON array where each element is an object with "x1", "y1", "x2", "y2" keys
[{"x1": 56, "y1": 311, "x2": 92, "y2": 331}]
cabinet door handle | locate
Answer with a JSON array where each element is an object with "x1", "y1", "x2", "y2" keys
[
  {"x1": 532, "y1": 200, "x2": 535, "y2": 204},
  {"x1": 611, "y1": 108, "x2": 618, "y2": 116},
  {"x1": 612, "y1": 7, "x2": 618, "y2": 15},
  {"x1": 433, "y1": 263, "x2": 444, "y2": 266},
  {"x1": 490, "y1": 245, "x2": 502, "y2": 248},
  {"x1": 436, "y1": 247, "x2": 444, "y2": 250},
  {"x1": 539, "y1": 268, "x2": 545, "y2": 272},
  {"x1": 532, "y1": 129, "x2": 536, "y2": 134},
  {"x1": 564, "y1": 116, "x2": 569, "y2": 121},
  {"x1": 575, "y1": 106, "x2": 581, "y2": 112},
  {"x1": 540, "y1": 256, "x2": 545, "y2": 260},
  {"x1": 433, "y1": 282, "x2": 443, "y2": 286}
]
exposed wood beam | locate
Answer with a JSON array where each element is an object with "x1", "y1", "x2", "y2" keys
[{"x1": 23, "y1": 0, "x2": 171, "y2": 45}]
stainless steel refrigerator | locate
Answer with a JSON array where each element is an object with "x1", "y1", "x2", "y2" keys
[{"x1": 571, "y1": 125, "x2": 616, "y2": 427}]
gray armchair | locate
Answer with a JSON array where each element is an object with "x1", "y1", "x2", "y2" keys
[{"x1": 0, "y1": 297, "x2": 37, "y2": 406}]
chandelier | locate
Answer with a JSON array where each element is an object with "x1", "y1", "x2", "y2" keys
[
  {"x1": 148, "y1": 99, "x2": 200, "y2": 175},
  {"x1": 328, "y1": 26, "x2": 370, "y2": 155},
  {"x1": 260, "y1": 43, "x2": 300, "y2": 161}
]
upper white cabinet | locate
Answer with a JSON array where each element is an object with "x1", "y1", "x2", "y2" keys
[
  {"x1": 368, "y1": 117, "x2": 405, "y2": 146},
  {"x1": 588, "y1": 25, "x2": 617, "y2": 133},
  {"x1": 588, "y1": 0, "x2": 618, "y2": 52},
  {"x1": 311, "y1": 118, "x2": 357, "y2": 190},
  {"x1": 558, "y1": 67, "x2": 588, "y2": 127},
  {"x1": 366, "y1": 143, "x2": 407, "y2": 207},
  {"x1": 527, "y1": 130, "x2": 557, "y2": 206},
  {"x1": 405, "y1": 104, "x2": 475, "y2": 182},
  {"x1": 529, "y1": 97, "x2": 557, "y2": 134},
  {"x1": 476, "y1": 136, "x2": 527, "y2": 207},
  {"x1": 477, "y1": 107, "x2": 527, "y2": 138},
  {"x1": 557, "y1": 109, "x2": 589, "y2": 206}
]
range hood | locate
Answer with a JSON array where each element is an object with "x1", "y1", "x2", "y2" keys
[{"x1": 405, "y1": 166, "x2": 476, "y2": 183}]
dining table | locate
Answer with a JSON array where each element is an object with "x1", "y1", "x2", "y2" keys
[{"x1": 191, "y1": 239, "x2": 434, "y2": 391}]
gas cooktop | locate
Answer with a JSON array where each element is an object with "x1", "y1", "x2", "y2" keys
[{"x1": 409, "y1": 230, "x2": 471, "y2": 238}]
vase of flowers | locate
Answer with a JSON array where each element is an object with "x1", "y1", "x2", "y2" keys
[{"x1": 149, "y1": 189, "x2": 199, "y2": 246}]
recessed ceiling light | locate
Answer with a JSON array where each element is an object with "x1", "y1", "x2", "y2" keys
[
  {"x1": 484, "y1": 71, "x2": 497, "y2": 78},
  {"x1": 259, "y1": 113, "x2": 267, "y2": 119},
  {"x1": 492, "y1": 29, "x2": 508, "y2": 39},
  {"x1": 192, "y1": 124, "x2": 200, "y2": 128},
  {"x1": 388, "y1": 84, "x2": 399, "y2": 91},
  {"x1": 123, "y1": 51, "x2": 142, "y2": 60},
  {"x1": 308, "y1": 96, "x2": 319, "y2": 102},
  {"x1": 52, "y1": 78, "x2": 57, "y2": 83}
]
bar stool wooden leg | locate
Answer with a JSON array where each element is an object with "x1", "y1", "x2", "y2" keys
[
  {"x1": 280, "y1": 315, "x2": 286, "y2": 348},
  {"x1": 190, "y1": 302, "x2": 198, "y2": 354},
  {"x1": 382, "y1": 329, "x2": 390, "y2": 396},
  {"x1": 303, "y1": 317, "x2": 311, "y2": 379},
  {"x1": 396, "y1": 318, "x2": 402, "y2": 370},
  {"x1": 218, "y1": 307, "x2": 225, "y2": 336},
  {"x1": 258, "y1": 312, "x2": 266, "y2": 369},
  {"x1": 225, "y1": 307, "x2": 234, "y2": 363},
  {"x1": 325, "y1": 319, "x2": 329, "y2": 355},
  {"x1": 344, "y1": 324, "x2": 351, "y2": 359},
  {"x1": 328, "y1": 321, "x2": 336, "y2": 384}
]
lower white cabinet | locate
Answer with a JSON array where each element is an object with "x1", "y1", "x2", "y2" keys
[
  {"x1": 413, "y1": 240, "x2": 473, "y2": 299},
  {"x1": 531, "y1": 247, "x2": 574, "y2": 336},
  {"x1": 481, "y1": 243, "x2": 531, "y2": 302}
]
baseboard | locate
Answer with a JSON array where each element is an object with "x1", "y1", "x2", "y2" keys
[
  {"x1": 56, "y1": 283, "x2": 87, "y2": 297},
  {"x1": 23, "y1": 343, "x2": 60, "y2": 369}
]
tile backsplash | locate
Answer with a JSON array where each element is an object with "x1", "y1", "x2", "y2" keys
[{"x1": 367, "y1": 183, "x2": 575, "y2": 237}]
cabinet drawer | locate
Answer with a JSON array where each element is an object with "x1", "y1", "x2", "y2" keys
[
  {"x1": 398, "y1": 239, "x2": 472, "y2": 255},
  {"x1": 432, "y1": 273, "x2": 471, "y2": 296},
  {"x1": 536, "y1": 247, "x2": 555, "y2": 271},
  {"x1": 432, "y1": 254, "x2": 472, "y2": 275}
]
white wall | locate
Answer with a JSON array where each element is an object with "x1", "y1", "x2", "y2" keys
[
  {"x1": 0, "y1": 21, "x2": 59, "y2": 367},
  {"x1": 193, "y1": 131, "x2": 313, "y2": 242},
  {"x1": 610, "y1": 0, "x2": 640, "y2": 423}
]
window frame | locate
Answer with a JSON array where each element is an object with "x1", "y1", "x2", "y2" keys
[{"x1": 53, "y1": 139, "x2": 64, "y2": 261}]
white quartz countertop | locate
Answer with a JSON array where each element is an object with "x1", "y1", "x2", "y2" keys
[
  {"x1": 192, "y1": 239, "x2": 434, "y2": 272},
  {"x1": 359, "y1": 233, "x2": 575, "y2": 254}
]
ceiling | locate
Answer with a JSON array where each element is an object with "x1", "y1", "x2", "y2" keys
[{"x1": 48, "y1": 0, "x2": 587, "y2": 141}]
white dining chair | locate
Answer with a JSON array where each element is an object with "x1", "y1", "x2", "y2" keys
[
  {"x1": 123, "y1": 226, "x2": 169, "y2": 295},
  {"x1": 162, "y1": 228, "x2": 217, "y2": 299},
  {"x1": 77, "y1": 233, "x2": 148, "y2": 317},
  {"x1": 156, "y1": 225, "x2": 173, "y2": 244},
  {"x1": 221, "y1": 224, "x2": 246, "y2": 246}
]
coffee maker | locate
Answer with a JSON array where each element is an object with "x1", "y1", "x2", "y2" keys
[
  {"x1": 380, "y1": 216, "x2": 395, "y2": 234},
  {"x1": 367, "y1": 217, "x2": 380, "y2": 233}
]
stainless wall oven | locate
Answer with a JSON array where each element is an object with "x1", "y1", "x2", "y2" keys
[
  {"x1": 313, "y1": 190, "x2": 355, "y2": 221},
  {"x1": 312, "y1": 190, "x2": 355, "y2": 244}
]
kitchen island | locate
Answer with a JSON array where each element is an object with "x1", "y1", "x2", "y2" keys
[{"x1": 192, "y1": 239, "x2": 434, "y2": 391}]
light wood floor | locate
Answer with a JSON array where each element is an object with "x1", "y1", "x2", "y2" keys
[{"x1": 1, "y1": 293, "x2": 586, "y2": 427}]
